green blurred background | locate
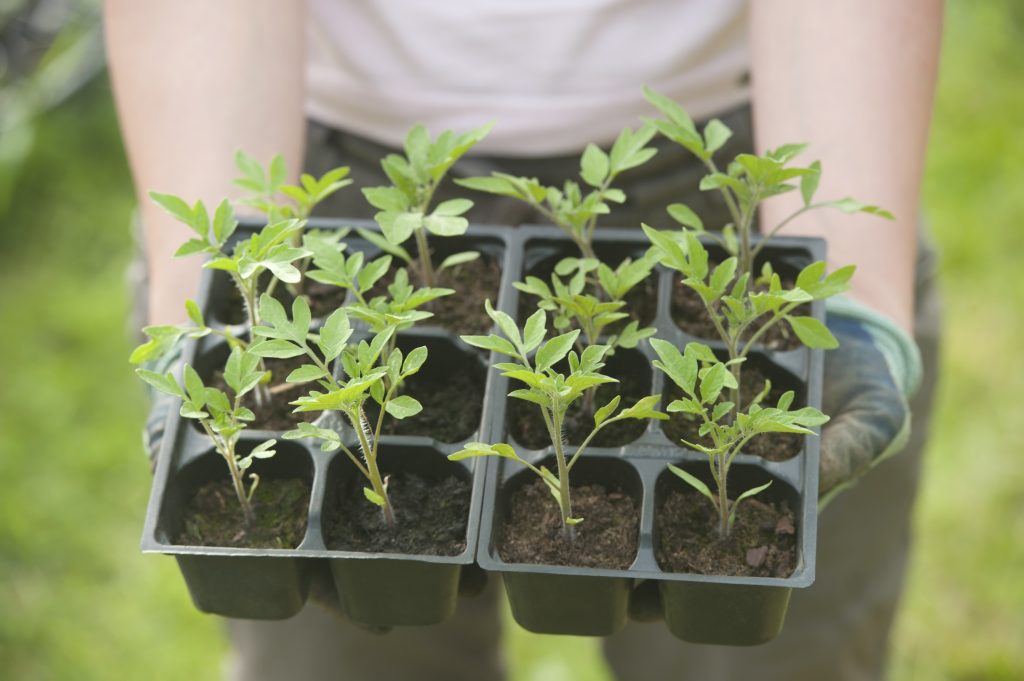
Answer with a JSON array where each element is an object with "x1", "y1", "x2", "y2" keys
[{"x1": 1, "y1": 1, "x2": 1022, "y2": 679}]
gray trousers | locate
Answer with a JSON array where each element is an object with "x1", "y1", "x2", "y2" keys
[{"x1": 227, "y1": 109, "x2": 941, "y2": 681}]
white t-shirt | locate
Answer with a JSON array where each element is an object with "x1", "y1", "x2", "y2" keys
[{"x1": 307, "y1": 0, "x2": 749, "y2": 156}]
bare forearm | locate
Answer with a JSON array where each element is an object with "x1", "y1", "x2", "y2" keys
[
  {"x1": 750, "y1": 0, "x2": 942, "y2": 332},
  {"x1": 105, "y1": 0, "x2": 306, "y2": 324}
]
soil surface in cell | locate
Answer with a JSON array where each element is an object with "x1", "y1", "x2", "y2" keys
[
  {"x1": 215, "y1": 272, "x2": 295, "y2": 325},
  {"x1": 499, "y1": 479, "x2": 639, "y2": 569},
  {"x1": 369, "y1": 254, "x2": 502, "y2": 335},
  {"x1": 209, "y1": 354, "x2": 321, "y2": 431},
  {"x1": 366, "y1": 360, "x2": 485, "y2": 443},
  {"x1": 661, "y1": 364, "x2": 804, "y2": 462},
  {"x1": 305, "y1": 280, "x2": 349, "y2": 318},
  {"x1": 671, "y1": 265, "x2": 810, "y2": 351},
  {"x1": 516, "y1": 254, "x2": 658, "y2": 331},
  {"x1": 175, "y1": 477, "x2": 310, "y2": 549},
  {"x1": 657, "y1": 489, "x2": 796, "y2": 578},
  {"x1": 509, "y1": 351, "x2": 651, "y2": 448},
  {"x1": 325, "y1": 471, "x2": 471, "y2": 556}
]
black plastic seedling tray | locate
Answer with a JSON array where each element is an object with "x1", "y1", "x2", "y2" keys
[
  {"x1": 141, "y1": 218, "x2": 825, "y2": 645},
  {"x1": 475, "y1": 226, "x2": 825, "y2": 645},
  {"x1": 141, "y1": 219, "x2": 515, "y2": 626}
]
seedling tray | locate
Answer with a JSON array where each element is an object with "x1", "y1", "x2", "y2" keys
[
  {"x1": 141, "y1": 219, "x2": 516, "y2": 625},
  {"x1": 475, "y1": 226, "x2": 825, "y2": 645}
]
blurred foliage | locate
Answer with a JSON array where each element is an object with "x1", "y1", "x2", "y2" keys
[{"x1": 0, "y1": 1, "x2": 1022, "y2": 679}]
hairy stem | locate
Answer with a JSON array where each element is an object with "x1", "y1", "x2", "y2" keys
[
  {"x1": 200, "y1": 421, "x2": 254, "y2": 527},
  {"x1": 351, "y1": 406, "x2": 394, "y2": 528}
]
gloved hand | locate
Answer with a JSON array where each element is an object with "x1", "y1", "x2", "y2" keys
[
  {"x1": 626, "y1": 297, "x2": 923, "y2": 622},
  {"x1": 818, "y1": 296, "x2": 923, "y2": 508}
]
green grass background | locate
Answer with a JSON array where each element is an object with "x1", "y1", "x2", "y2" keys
[{"x1": 1, "y1": 2, "x2": 1022, "y2": 678}]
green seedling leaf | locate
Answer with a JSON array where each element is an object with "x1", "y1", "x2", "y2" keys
[
  {"x1": 800, "y1": 160, "x2": 821, "y2": 206},
  {"x1": 580, "y1": 143, "x2": 610, "y2": 187},
  {"x1": 729, "y1": 481, "x2": 773, "y2": 530},
  {"x1": 136, "y1": 369, "x2": 186, "y2": 399},
  {"x1": 699, "y1": 363, "x2": 731, "y2": 404},
  {"x1": 650, "y1": 338, "x2": 698, "y2": 394},
  {"x1": 249, "y1": 339, "x2": 306, "y2": 359},
  {"x1": 619, "y1": 395, "x2": 669, "y2": 421},
  {"x1": 286, "y1": 364, "x2": 329, "y2": 383},
  {"x1": 485, "y1": 299, "x2": 522, "y2": 348},
  {"x1": 250, "y1": 439, "x2": 277, "y2": 459},
  {"x1": 534, "y1": 330, "x2": 580, "y2": 372},
  {"x1": 449, "y1": 442, "x2": 522, "y2": 461},
  {"x1": 668, "y1": 464, "x2": 716, "y2": 504},
  {"x1": 594, "y1": 395, "x2": 621, "y2": 427},
  {"x1": 402, "y1": 346, "x2": 429, "y2": 375},
  {"x1": 318, "y1": 309, "x2": 352, "y2": 362},
  {"x1": 830, "y1": 197, "x2": 895, "y2": 219},
  {"x1": 385, "y1": 395, "x2": 423, "y2": 419},
  {"x1": 364, "y1": 487, "x2": 386, "y2": 507},
  {"x1": 786, "y1": 316, "x2": 839, "y2": 349},
  {"x1": 150, "y1": 192, "x2": 200, "y2": 233},
  {"x1": 666, "y1": 203, "x2": 704, "y2": 231},
  {"x1": 438, "y1": 251, "x2": 480, "y2": 272},
  {"x1": 461, "y1": 333, "x2": 518, "y2": 357},
  {"x1": 522, "y1": 309, "x2": 547, "y2": 354},
  {"x1": 703, "y1": 118, "x2": 732, "y2": 154}
]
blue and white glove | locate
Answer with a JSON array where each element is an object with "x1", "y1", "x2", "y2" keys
[{"x1": 818, "y1": 297, "x2": 923, "y2": 508}]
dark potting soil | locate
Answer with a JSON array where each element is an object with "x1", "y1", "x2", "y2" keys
[
  {"x1": 305, "y1": 280, "x2": 349, "y2": 318},
  {"x1": 508, "y1": 351, "x2": 651, "y2": 449},
  {"x1": 208, "y1": 354, "x2": 321, "y2": 431},
  {"x1": 369, "y1": 255, "x2": 502, "y2": 335},
  {"x1": 661, "y1": 364, "x2": 804, "y2": 462},
  {"x1": 175, "y1": 477, "x2": 310, "y2": 549},
  {"x1": 324, "y1": 471, "x2": 470, "y2": 556},
  {"x1": 671, "y1": 274, "x2": 810, "y2": 352},
  {"x1": 499, "y1": 478, "x2": 639, "y2": 569},
  {"x1": 656, "y1": 489, "x2": 796, "y2": 578},
  {"x1": 366, "y1": 361, "x2": 485, "y2": 443}
]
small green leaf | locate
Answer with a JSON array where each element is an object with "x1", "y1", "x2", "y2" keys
[
  {"x1": 150, "y1": 192, "x2": 200, "y2": 232},
  {"x1": 318, "y1": 309, "x2": 352, "y2": 362},
  {"x1": 385, "y1": 395, "x2": 423, "y2": 419},
  {"x1": 580, "y1": 143, "x2": 610, "y2": 187},
  {"x1": 249, "y1": 339, "x2": 305, "y2": 359},
  {"x1": 402, "y1": 346, "x2": 429, "y2": 375},
  {"x1": 449, "y1": 442, "x2": 522, "y2": 461},
  {"x1": 800, "y1": 160, "x2": 821, "y2": 206},
  {"x1": 438, "y1": 250, "x2": 480, "y2": 272},
  {"x1": 522, "y1": 309, "x2": 547, "y2": 354},
  {"x1": 364, "y1": 487, "x2": 386, "y2": 507},
  {"x1": 136, "y1": 369, "x2": 185, "y2": 399},
  {"x1": 703, "y1": 119, "x2": 732, "y2": 154},
  {"x1": 666, "y1": 203, "x2": 704, "y2": 231},
  {"x1": 699, "y1": 363, "x2": 730, "y2": 404},
  {"x1": 286, "y1": 364, "x2": 329, "y2": 383},
  {"x1": 461, "y1": 334, "x2": 518, "y2": 357},
  {"x1": 729, "y1": 481, "x2": 773, "y2": 530},
  {"x1": 668, "y1": 464, "x2": 716, "y2": 504},
  {"x1": 786, "y1": 316, "x2": 839, "y2": 349},
  {"x1": 250, "y1": 439, "x2": 277, "y2": 459},
  {"x1": 534, "y1": 330, "x2": 580, "y2": 372},
  {"x1": 594, "y1": 396, "x2": 621, "y2": 427},
  {"x1": 434, "y1": 198, "x2": 473, "y2": 217},
  {"x1": 619, "y1": 395, "x2": 669, "y2": 421}
]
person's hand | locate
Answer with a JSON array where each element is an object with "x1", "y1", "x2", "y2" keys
[{"x1": 818, "y1": 297, "x2": 923, "y2": 507}]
